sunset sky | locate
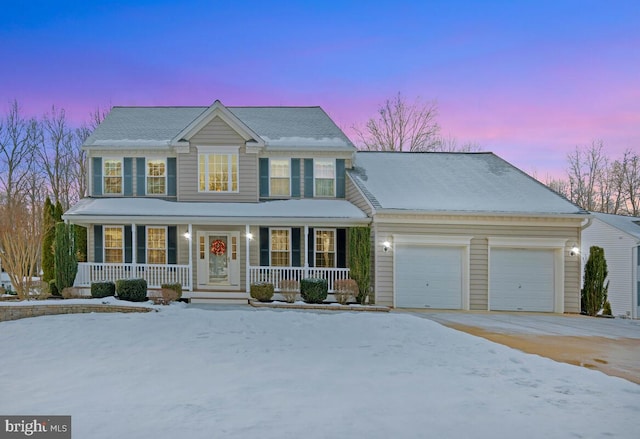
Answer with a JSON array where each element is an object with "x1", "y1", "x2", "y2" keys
[{"x1": 1, "y1": 0, "x2": 638, "y2": 178}]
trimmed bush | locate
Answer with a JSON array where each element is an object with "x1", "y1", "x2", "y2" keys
[
  {"x1": 250, "y1": 282, "x2": 275, "y2": 302},
  {"x1": 279, "y1": 279, "x2": 299, "y2": 303},
  {"x1": 581, "y1": 246, "x2": 609, "y2": 316},
  {"x1": 161, "y1": 283, "x2": 183, "y2": 300},
  {"x1": 91, "y1": 281, "x2": 116, "y2": 298},
  {"x1": 300, "y1": 278, "x2": 328, "y2": 304},
  {"x1": 116, "y1": 279, "x2": 148, "y2": 302},
  {"x1": 334, "y1": 279, "x2": 359, "y2": 305},
  {"x1": 603, "y1": 300, "x2": 612, "y2": 316},
  {"x1": 49, "y1": 279, "x2": 60, "y2": 297}
]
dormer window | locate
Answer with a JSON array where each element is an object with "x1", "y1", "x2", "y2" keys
[
  {"x1": 314, "y1": 159, "x2": 335, "y2": 197},
  {"x1": 198, "y1": 150, "x2": 238, "y2": 192}
]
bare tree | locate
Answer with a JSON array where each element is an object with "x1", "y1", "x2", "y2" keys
[
  {"x1": 353, "y1": 93, "x2": 442, "y2": 151},
  {"x1": 434, "y1": 134, "x2": 482, "y2": 152},
  {"x1": 70, "y1": 107, "x2": 109, "y2": 201},
  {"x1": 566, "y1": 140, "x2": 607, "y2": 211},
  {"x1": 0, "y1": 100, "x2": 38, "y2": 208},
  {"x1": 622, "y1": 150, "x2": 640, "y2": 216}
]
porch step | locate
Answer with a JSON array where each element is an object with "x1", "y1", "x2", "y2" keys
[
  {"x1": 184, "y1": 291, "x2": 249, "y2": 305},
  {"x1": 189, "y1": 298, "x2": 249, "y2": 305}
]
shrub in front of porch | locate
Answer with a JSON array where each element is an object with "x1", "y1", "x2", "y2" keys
[
  {"x1": 91, "y1": 281, "x2": 116, "y2": 298},
  {"x1": 300, "y1": 278, "x2": 328, "y2": 304},
  {"x1": 334, "y1": 279, "x2": 359, "y2": 305},
  {"x1": 250, "y1": 283, "x2": 274, "y2": 302},
  {"x1": 116, "y1": 279, "x2": 148, "y2": 302},
  {"x1": 161, "y1": 283, "x2": 183, "y2": 300},
  {"x1": 279, "y1": 279, "x2": 299, "y2": 303}
]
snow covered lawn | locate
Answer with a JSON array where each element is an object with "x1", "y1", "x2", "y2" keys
[{"x1": 1, "y1": 306, "x2": 638, "y2": 438}]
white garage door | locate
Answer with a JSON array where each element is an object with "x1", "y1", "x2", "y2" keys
[
  {"x1": 490, "y1": 248, "x2": 555, "y2": 312},
  {"x1": 395, "y1": 245, "x2": 462, "y2": 309}
]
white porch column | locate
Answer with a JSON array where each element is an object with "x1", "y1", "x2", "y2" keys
[
  {"x1": 187, "y1": 224, "x2": 193, "y2": 291},
  {"x1": 304, "y1": 225, "x2": 309, "y2": 278},
  {"x1": 131, "y1": 223, "x2": 137, "y2": 265},
  {"x1": 245, "y1": 224, "x2": 251, "y2": 294}
]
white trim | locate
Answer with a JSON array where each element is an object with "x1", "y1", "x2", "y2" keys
[
  {"x1": 392, "y1": 235, "x2": 472, "y2": 310},
  {"x1": 314, "y1": 228, "x2": 337, "y2": 268},
  {"x1": 146, "y1": 226, "x2": 168, "y2": 265},
  {"x1": 313, "y1": 158, "x2": 336, "y2": 198},
  {"x1": 269, "y1": 227, "x2": 292, "y2": 267},
  {"x1": 196, "y1": 145, "x2": 241, "y2": 154},
  {"x1": 145, "y1": 158, "x2": 167, "y2": 196},
  {"x1": 488, "y1": 237, "x2": 565, "y2": 313}
]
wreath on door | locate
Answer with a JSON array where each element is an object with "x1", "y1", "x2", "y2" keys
[{"x1": 210, "y1": 239, "x2": 227, "y2": 256}]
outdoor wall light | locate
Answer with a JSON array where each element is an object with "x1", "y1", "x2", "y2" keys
[
  {"x1": 570, "y1": 245, "x2": 580, "y2": 256},
  {"x1": 382, "y1": 241, "x2": 391, "y2": 252},
  {"x1": 183, "y1": 232, "x2": 191, "y2": 240},
  {"x1": 246, "y1": 232, "x2": 254, "y2": 241}
]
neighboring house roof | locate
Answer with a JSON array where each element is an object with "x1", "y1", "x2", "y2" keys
[
  {"x1": 62, "y1": 198, "x2": 369, "y2": 225},
  {"x1": 83, "y1": 104, "x2": 354, "y2": 151},
  {"x1": 349, "y1": 152, "x2": 586, "y2": 216},
  {"x1": 588, "y1": 212, "x2": 640, "y2": 242}
]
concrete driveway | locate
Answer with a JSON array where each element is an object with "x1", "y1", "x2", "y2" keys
[{"x1": 402, "y1": 311, "x2": 640, "y2": 384}]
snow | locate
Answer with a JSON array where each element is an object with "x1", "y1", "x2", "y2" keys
[
  {"x1": 0, "y1": 296, "x2": 157, "y2": 308},
  {"x1": 63, "y1": 198, "x2": 369, "y2": 223},
  {"x1": 1, "y1": 307, "x2": 638, "y2": 438}
]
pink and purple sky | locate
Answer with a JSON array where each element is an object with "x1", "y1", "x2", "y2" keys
[{"x1": 1, "y1": 0, "x2": 638, "y2": 178}]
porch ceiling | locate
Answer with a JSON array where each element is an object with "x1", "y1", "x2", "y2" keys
[{"x1": 62, "y1": 198, "x2": 370, "y2": 226}]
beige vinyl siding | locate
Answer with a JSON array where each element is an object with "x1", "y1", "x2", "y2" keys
[
  {"x1": 178, "y1": 146, "x2": 257, "y2": 202},
  {"x1": 345, "y1": 177, "x2": 373, "y2": 216},
  {"x1": 373, "y1": 217, "x2": 581, "y2": 312},
  {"x1": 190, "y1": 116, "x2": 246, "y2": 144}
]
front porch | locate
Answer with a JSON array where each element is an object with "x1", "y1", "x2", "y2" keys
[{"x1": 74, "y1": 263, "x2": 350, "y2": 293}]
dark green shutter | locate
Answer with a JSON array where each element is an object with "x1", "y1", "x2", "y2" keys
[
  {"x1": 92, "y1": 158, "x2": 102, "y2": 196},
  {"x1": 337, "y1": 228, "x2": 347, "y2": 268},
  {"x1": 304, "y1": 159, "x2": 314, "y2": 198},
  {"x1": 259, "y1": 227, "x2": 269, "y2": 266},
  {"x1": 124, "y1": 225, "x2": 132, "y2": 263},
  {"x1": 167, "y1": 158, "x2": 177, "y2": 196},
  {"x1": 292, "y1": 228, "x2": 301, "y2": 267},
  {"x1": 168, "y1": 226, "x2": 177, "y2": 264},
  {"x1": 123, "y1": 158, "x2": 133, "y2": 196},
  {"x1": 336, "y1": 159, "x2": 345, "y2": 198},
  {"x1": 259, "y1": 158, "x2": 269, "y2": 198},
  {"x1": 291, "y1": 159, "x2": 301, "y2": 198},
  {"x1": 137, "y1": 225, "x2": 146, "y2": 264},
  {"x1": 136, "y1": 158, "x2": 145, "y2": 196},
  {"x1": 307, "y1": 227, "x2": 314, "y2": 267},
  {"x1": 93, "y1": 225, "x2": 103, "y2": 263}
]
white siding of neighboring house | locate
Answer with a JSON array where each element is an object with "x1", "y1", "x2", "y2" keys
[{"x1": 582, "y1": 218, "x2": 638, "y2": 318}]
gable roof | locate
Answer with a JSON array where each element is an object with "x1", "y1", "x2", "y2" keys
[
  {"x1": 589, "y1": 212, "x2": 640, "y2": 241},
  {"x1": 83, "y1": 103, "x2": 354, "y2": 151},
  {"x1": 349, "y1": 152, "x2": 586, "y2": 216}
]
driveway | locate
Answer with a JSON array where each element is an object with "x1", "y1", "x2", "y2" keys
[{"x1": 402, "y1": 311, "x2": 640, "y2": 384}]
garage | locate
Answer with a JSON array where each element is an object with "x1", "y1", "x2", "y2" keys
[
  {"x1": 395, "y1": 245, "x2": 463, "y2": 309},
  {"x1": 490, "y1": 248, "x2": 555, "y2": 312}
]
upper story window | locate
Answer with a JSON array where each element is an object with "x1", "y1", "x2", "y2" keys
[
  {"x1": 147, "y1": 159, "x2": 166, "y2": 195},
  {"x1": 315, "y1": 229, "x2": 336, "y2": 267},
  {"x1": 103, "y1": 159, "x2": 122, "y2": 194},
  {"x1": 198, "y1": 153, "x2": 238, "y2": 192},
  {"x1": 104, "y1": 226, "x2": 123, "y2": 263},
  {"x1": 147, "y1": 227, "x2": 167, "y2": 264},
  {"x1": 270, "y1": 229, "x2": 290, "y2": 267},
  {"x1": 270, "y1": 159, "x2": 290, "y2": 196},
  {"x1": 314, "y1": 159, "x2": 335, "y2": 197}
]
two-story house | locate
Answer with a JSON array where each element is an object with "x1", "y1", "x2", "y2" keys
[{"x1": 64, "y1": 100, "x2": 588, "y2": 312}]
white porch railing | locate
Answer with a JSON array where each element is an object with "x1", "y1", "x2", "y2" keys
[
  {"x1": 249, "y1": 266, "x2": 350, "y2": 292},
  {"x1": 74, "y1": 263, "x2": 192, "y2": 291}
]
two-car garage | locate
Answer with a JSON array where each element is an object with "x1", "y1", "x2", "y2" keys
[{"x1": 392, "y1": 236, "x2": 564, "y2": 312}]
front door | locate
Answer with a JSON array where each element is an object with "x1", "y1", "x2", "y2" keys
[{"x1": 197, "y1": 232, "x2": 240, "y2": 288}]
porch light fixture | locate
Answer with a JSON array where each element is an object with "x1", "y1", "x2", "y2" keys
[
  {"x1": 246, "y1": 232, "x2": 254, "y2": 241},
  {"x1": 183, "y1": 232, "x2": 192, "y2": 240},
  {"x1": 382, "y1": 241, "x2": 391, "y2": 252},
  {"x1": 570, "y1": 245, "x2": 580, "y2": 257}
]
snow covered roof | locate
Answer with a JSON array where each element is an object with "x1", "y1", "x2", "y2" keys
[
  {"x1": 83, "y1": 105, "x2": 354, "y2": 151},
  {"x1": 589, "y1": 212, "x2": 640, "y2": 241},
  {"x1": 63, "y1": 198, "x2": 369, "y2": 226},
  {"x1": 349, "y1": 152, "x2": 586, "y2": 216}
]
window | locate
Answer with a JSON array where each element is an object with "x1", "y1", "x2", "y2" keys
[
  {"x1": 314, "y1": 159, "x2": 335, "y2": 197},
  {"x1": 198, "y1": 153, "x2": 238, "y2": 192},
  {"x1": 270, "y1": 159, "x2": 290, "y2": 196},
  {"x1": 103, "y1": 159, "x2": 122, "y2": 194},
  {"x1": 270, "y1": 229, "x2": 290, "y2": 267},
  {"x1": 147, "y1": 159, "x2": 166, "y2": 195},
  {"x1": 315, "y1": 229, "x2": 336, "y2": 267},
  {"x1": 147, "y1": 227, "x2": 167, "y2": 264},
  {"x1": 104, "y1": 226, "x2": 123, "y2": 263}
]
